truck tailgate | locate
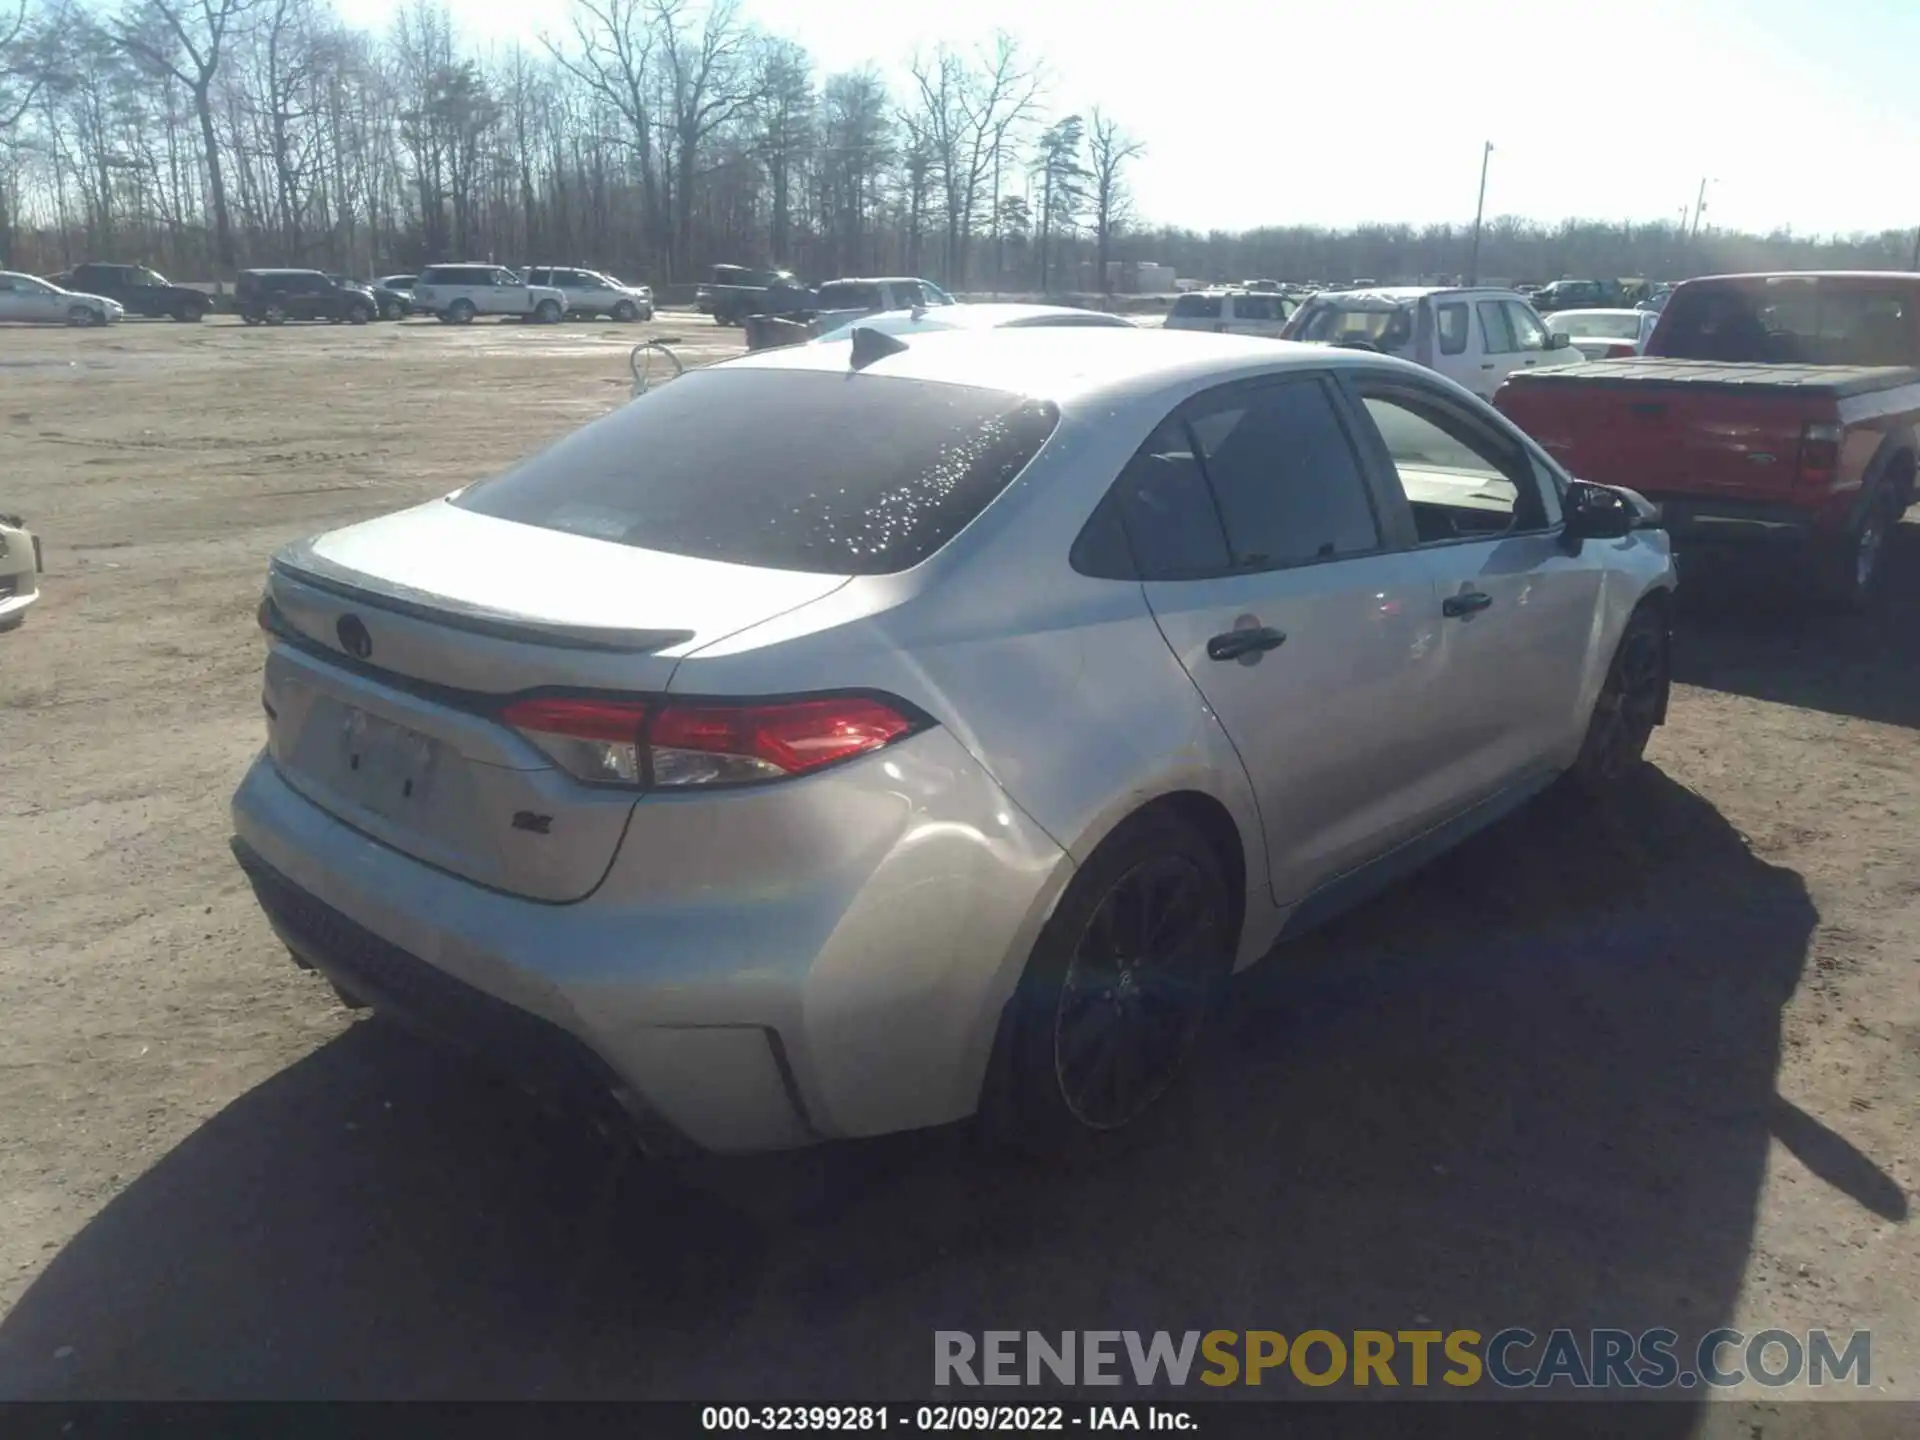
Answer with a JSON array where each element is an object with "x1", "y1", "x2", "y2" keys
[{"x1": 1497, "y1": 360, "x2": 1917, "y2": 501}]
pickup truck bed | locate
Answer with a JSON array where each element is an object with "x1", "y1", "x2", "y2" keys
[{"x1": 1496, "y1": 277, "x2": 1920, "y2": 609}]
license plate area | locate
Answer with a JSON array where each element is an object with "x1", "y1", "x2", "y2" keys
[{"x1": 340, "y1": 707, "x2": 440, "y2": 817}]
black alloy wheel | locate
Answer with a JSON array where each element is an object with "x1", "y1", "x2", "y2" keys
[
  {"x1": 1053, "y1": 853, "x2": 1224, "y2": 1130},
  {"x1": 1578, "y1": 606, "x2": 1666, "y2": 787}
]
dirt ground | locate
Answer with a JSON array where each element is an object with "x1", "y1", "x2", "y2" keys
[{"x1": 0, "y1": 315, "x2": 1916, "y2": 1422}]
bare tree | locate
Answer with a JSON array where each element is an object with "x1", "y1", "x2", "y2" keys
[
  {"x1": 544, "y1": 0, "x2": 658, "y2": 266},
  {"x1": 1086, "y1": 106, "x2": 1140, "y2": 295},
  {"x1": 750, "y1": 35, "x2": 808, "y2": 266},
  {"x1": 1, "y1": 0, "x2": 48, "y2": 131},
  {"x1": 652, "y1": 0, "x2": 756, "y2": 279},
  {"x1": 113, "y1": 0, "x2": 259, "y2": 266},
  {"x1": 1030, "y1": 112, "x2": 1082, "y2": 293}
]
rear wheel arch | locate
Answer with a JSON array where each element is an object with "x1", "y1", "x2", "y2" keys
[{"x1": 1136, "y1": 791, "x2": 1248, "y2": 954}]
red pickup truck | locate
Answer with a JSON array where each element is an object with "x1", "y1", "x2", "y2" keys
[{"x1": 1496, "y1": 271, "x2": 1920, "y2": 608}]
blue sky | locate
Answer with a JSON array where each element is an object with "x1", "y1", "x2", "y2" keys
[{"x1": 335, "y1": 0, "x2": 1920, "y2": 237}]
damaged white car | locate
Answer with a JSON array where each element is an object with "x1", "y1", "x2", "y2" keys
[{"x1": 0, "y1": 513, "x2": 43, "y2": 630}]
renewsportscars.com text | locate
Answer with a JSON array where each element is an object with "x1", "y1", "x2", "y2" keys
[{"x1": 934, "y1": 1328, "x2": 1871, "y2": 1390}]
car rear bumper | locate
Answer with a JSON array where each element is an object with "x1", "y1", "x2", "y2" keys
[{"x1": 229, "y1": 734, "x2": 1070, "y2": 1153}]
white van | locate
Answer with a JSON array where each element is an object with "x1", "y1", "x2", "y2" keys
[{"x1": 1281, "y1": 287, "x2": 1583, "y2": 399}]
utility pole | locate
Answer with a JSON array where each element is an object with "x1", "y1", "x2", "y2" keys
[
  {"x1": 1690, "y1": 177, "x2": 1710, "y2": 241},
  {"x1": 1467, "y1": 141, "x2": 1493, "y2": 284}
]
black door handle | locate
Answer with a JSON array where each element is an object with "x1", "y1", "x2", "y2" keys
[
  {"x1": 1443, "y1": 591, "x2": 1494, "y2": 618},
  {"x1": 1207, "y1": 626, "x2": 1288, "y2": 662}
]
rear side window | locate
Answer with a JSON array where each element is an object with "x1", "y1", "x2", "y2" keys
[
  {"x1": 1232, "y1": 295, "x2": 1281, "y2": 322},
  {"x1": 453, "y1": 370, "x2": 1059, "y2": 576},
  {"x1": 1188, "y1": 380, "x2": 1380, "y2": 567},
  {"x1": 1436, "y1": 302, "x2": 1470, "y2": 354},
  {"x1": 1171, "y1": 294, "x2": 1222, "y2": 320},
  {"x1": 1100, "y1": 418, "x2": 1233, "y2": 580}
]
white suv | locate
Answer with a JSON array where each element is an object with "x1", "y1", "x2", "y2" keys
[
  {"x1": 1165, "y1": 288, "x2": 1300, "y2": 337},
  {"x1": 524, "y1": 267, "x2": 655, "y2": 321},
  {"x1": 411, "y1": 264, "x2": 567, "y2": 324}
]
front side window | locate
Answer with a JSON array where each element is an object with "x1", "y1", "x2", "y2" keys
[
  {"x1": 1358, "y1": 386, "x2": 1550, "y2": 543},
  {"x1": 1477, "y1": 301, "x2": 1516, "y2": 354},
  {"x1": 1171, "y1": 293, "x2": 1222, "y2": 320},
  {"x1": 454, "y1": 370, "x2": 1059, "y2": 576},
  {"x1": 1505, "y1": 302, "x2": 1549, "y2": 351},
  {"x1": 1435, "y1": 302, "x2": 1470, "y2": 355}
]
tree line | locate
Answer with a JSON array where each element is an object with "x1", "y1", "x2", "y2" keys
[{"x1": 1, "y1": 0, "x2": 1916, "y2": 292}]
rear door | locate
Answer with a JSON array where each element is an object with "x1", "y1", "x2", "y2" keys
[
  {"x1": 1430, "y1": 297, "x2": 1475, "y2": 388},
  {"x1": 1346, "y1": 374, "x2": 1604, "y2": 800},
  {"x1": 1118, "y1": 374, "x2": 1455, "y2": 903},
  {"x1": 1225, "y1": 293, "x2": 1288, "y2": 337}
]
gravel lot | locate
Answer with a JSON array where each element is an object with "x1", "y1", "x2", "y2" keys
[{"x1": 0, "y1": 314, "x2": 1915, "y2": 1419}]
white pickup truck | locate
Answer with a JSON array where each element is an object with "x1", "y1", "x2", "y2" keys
[
  {"x1": 410, "y1": 264, "x2": 567, "y2": 324},
  {"x1": 1281, "y1": 286, "x2": 1584, "y2": 399}
]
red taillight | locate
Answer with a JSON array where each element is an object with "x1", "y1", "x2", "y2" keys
[
  {"x1": 1605, "y1": 341, "x2": 1638, "y2": 359},
  {"x1": 1798, "y1": 422, "x2": 1843, "y2": 482},
  {"x1": 500, "y1": 693, "x2": 918, "y2": 788}
]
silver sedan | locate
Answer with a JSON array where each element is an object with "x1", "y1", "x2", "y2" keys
[{"x1": 231, "y1": 329, "x2": 1677, "y2": 1155}]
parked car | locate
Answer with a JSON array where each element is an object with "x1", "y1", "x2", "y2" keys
[
  {"x1": 807, "y1": 276, "x2": 953, "y2": 328},
  {"x1": 332, "y1": 275, "x2": 411, "y2": 320},
  {"x1": 232, "y1": 328, "x2": 1675, "y2": 1158},
  {"x1": 43, "y1": 262, "x2": 209, "y2": 322},
  {"x1": 0, "y1": 270, "x2": 122, "y2": 326},
  {"x1": 1542, "y1": 308, "x2": 1661, "y2": 359},
  {"x1": 236, "y1": 269, "x2": 379, "y2": 325},
  {"x1": 815, "y1": 303, "x2": 1134, "y2": 342},
  {"x1": 524, "y1": 266, "x2": 655, "y2": 321},
  {"x1": 1497, "y1": 271, "x2": 1920, "y2": 609},
  {"x1": 378, "y1": 274, "x2": 418, "y2": 298},
  {"x1": 1164, "y1": 288, "x2": 1299, "y2": 338},
  {"x1": 695, "y1": 264, "x2": 814, "y2": 326},
  {"x1": 0, "y1": 512, "x2": 43, "y2": 632},
  {"x1": 1638, "y1": 286, "x2": 1675, "y2": 314},
  {"x1": 410, "y1": 264, "x2": 566, "y2": 324},
  {"x1": 1282, "y1": 287, "x2": 1584, "y2": 399},
  {"x1": 1531, "y1": 279, "x2": 1619, "y2": 311}
]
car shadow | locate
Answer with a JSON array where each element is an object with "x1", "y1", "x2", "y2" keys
[
  {"x1": 0, "y1": 771, "x2": 1876, "y2": 1418},
  {"x1": 1668, "y1": 515, "x2": 1920, "y2": 729}
]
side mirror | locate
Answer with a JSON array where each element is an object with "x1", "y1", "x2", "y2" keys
[
  {"x1": 1562, "y1": 481, "x2": 1641, "y2": 548},
  {"x1": 1547, "y1": 330, "x2": 1572, "y2": 350}
]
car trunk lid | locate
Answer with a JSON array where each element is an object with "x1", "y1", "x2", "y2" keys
[{"x1": 261, "y1": 501, "x2": 849, "y2": 901}]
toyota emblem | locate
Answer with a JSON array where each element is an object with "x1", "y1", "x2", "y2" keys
[{"x1": 336, "y1": 614, "x2": 373, "y2": 660}]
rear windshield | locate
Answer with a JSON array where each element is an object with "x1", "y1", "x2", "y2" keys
[
  {"x1": 1292, "y1": 299, "x2": 1414, "y2": 350},
  {"x1": 453, "y1": 369, "x2": 1060, "y2": 575},
  {"x1": 1658, "y1": 281, "x2": 1920, "y2": 366},
  {"x1": 1548, "y1": 311, "x2": 1639, "y2": 339},
  {"x1": 1171, "y1": 294, "x2": 1222, "y2": 319}
]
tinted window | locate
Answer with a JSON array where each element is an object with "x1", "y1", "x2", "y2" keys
[
  {"x1": 1171, "y1": 294, "x2": 1222, "y2": 320},
  {"x1": 1659, "y1": 281, "x2": 1918, "y2": 366},
  {"x1": 1103, "y1": 417, "x2": 1233, "y2": 580},
  {"x1": 453, "y1": 370, "x2": 1059, "y2": 576},
  {"x1": 818, "y1": 281, "x2": 884, "y2": 310},
  {"x1": 1189, "y1": 380, "x2": 1380, "y2": 568},
  {"x1": 526, "y1": 269, "x2": 553, "y2": 285},
  {"x1": 1358, "y1": 388, "x2": 1548, "y2": 543},
  {"x1": 1477, "y1": 301, "x2": 1515, "y2": 354},
  {"x1": 1505, "y1": 301, "x2": 1548, "y2": 350},
  {"x1": 1435, "y1": 302, "x2": 1469, "y2": 355},
  {"x1": 1231, "y1": 294, "x2": 1280, "y2": 322}
]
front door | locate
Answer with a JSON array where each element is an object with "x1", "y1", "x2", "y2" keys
[
  {"x1": 1471, "y1": 298, "x2": 1521, "y2": 397},
  {"x1": 1112, "y1": 374, "x2": 1452, "y2": 904},
  {"x1": 1347, "y1": 378, "x2": 1606, "y2": 803}
]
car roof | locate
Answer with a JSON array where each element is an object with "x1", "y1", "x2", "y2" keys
[
  {"x1": 723, "y1": 326, "x2": 1427, "y2": 410},
  {"x1": 823, "y1": 276, "x2": 939, "y2": 286},
  {"x1": 819, "y1": 303, "x2": 1127, "y2": 336},
  {"x1": 1544, "y1": 308, "x2": 1646, "y2": 319}
]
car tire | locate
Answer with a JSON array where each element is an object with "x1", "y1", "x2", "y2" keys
[
  {"x1": 534, "y1": 299, "x2": 562, "y2": 324},
  {"x1": 447, "y1": 299, "x2": 476, "y2": 325},
  {"x1": 640, "y1": 305, "x2": 654, "y2": 322},
  {"x1": 242, "y1": 311, "x2": 262, "y2": 326},
  {"x1": 978, "y1": 807, "x2": 1236, "y2": 1157},
  {"x1": 613, "y1": 300, "x2": 638, "y2": 322},
  {"x1": 1814, "y1": 489, "x2": 1900, "y2": 613},
  {"x1": 0, "y1": 612, "x2": 23, "y2": 634},
  {"x1": 349, "y1": 303, "x2": 372, "y2": 325},
  {"x1": 1569, "y1": 599, "x2": 1669, "y2": 795},
  {"x1": 379, "y1": 300, "x2": 400, "y2": 321},
  {"x1": 264, "y1": 304, "x2": 287, "y2": 326},
  {"x1": 66, "y1": 305, "x2": 93, "y2": 327},
  {"x1": 173, "y1": 301, "x2": 206, "y2": 322}
]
